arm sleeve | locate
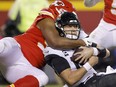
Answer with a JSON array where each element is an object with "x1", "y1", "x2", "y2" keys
[{"x1": 45, "y1": 54, "x2": 70, "y2": 75}]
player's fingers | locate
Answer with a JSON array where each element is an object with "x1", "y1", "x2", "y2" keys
[
  {"x1": 75, "y1": 55, "x2": 83, "y2": 61},
  {"x1": 84, "y1": 58, "x2": 88, "y2": 63},
  {"x1": 73, "y1": 52, "x2": 81, "y2": 55},
  {"x1": 79, "y1": 57, "x2": 85, "y2": 63}
]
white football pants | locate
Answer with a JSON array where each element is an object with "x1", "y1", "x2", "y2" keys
[
  {"x1": 89, "y1": 19, "x2": 116, "y2": 49},
  {"x1": 0, "y1": 37, "x2": 48, "y2": 87}
]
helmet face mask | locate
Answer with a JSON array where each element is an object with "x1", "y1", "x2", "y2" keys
[
  {"x1": 64, "y1": 27, "x2": 80, "y2": 40},
  {"x1": 55, "y1": 12, "x2": 81, "y2": 40}
]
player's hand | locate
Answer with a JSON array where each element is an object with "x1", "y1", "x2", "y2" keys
[
  {"x1": 82, "y1": 37, "x2": 97, "y2": 47},
  {"x1": 74, "y1": 46, "x2": 94, "y2": 64},
  {"x1": 88, "y1": 56, "x2": 98, "y2": 67}
]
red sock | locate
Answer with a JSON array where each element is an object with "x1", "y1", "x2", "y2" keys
[{"x1": 8, "y1": 75, "x2": 39, "y2": 87}]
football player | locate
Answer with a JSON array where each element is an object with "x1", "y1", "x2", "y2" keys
[
  {"x1": 0, "y1": 0, "x2": 97, "y2": 87},
  {"x1": 44, "y1": 12, "x2": 114, "y2": 87},
  {"x1": 75, "y1": 0, "x2": 116, "y2": 71},
  {"x1": 84, "y1": 0, "x2": 116, "y2": 48}
]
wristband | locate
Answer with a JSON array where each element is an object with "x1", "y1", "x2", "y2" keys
[
  {"x1": 97, "y1": 48, "x2": 107, "y2": 58},
  {"x1": 83, "y1": 62, "x2": 92, "y2": 71},
  {"x1": 92, "y1": 47, "x2": 99, "y2": 56}
]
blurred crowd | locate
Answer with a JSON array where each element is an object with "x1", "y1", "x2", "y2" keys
[{"x1": 0, "y1": 0, "x2": 50, "y2": 37}]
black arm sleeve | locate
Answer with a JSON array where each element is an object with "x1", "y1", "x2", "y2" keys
[
  {"x1": 45, "y1": 54, "x2": 70, "y2": 74},
  {"x1": 97, "y1": 47, "x2": 107, "y2": 58}
]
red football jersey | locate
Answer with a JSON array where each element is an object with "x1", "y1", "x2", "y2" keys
[
  {"x1": 103, "y1": 0, "x2": 116, "y2": 25},
  {"x1": 14, "y1": 0, "x2": 78, "y2": 68}
]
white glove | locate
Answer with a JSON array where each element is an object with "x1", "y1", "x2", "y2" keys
[
  {"x1": 82, "y1": 38, "x2": 97, "y2": 47},
  {"x1": 83, "y1": 38, "x2": 92, "y2": 46}
]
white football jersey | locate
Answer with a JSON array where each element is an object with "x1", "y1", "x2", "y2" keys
[{"x1": 44, "y1": 30, "x2": 96, "y2": 86}]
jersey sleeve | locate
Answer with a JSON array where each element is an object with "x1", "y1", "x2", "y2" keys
[{"x1": 45, "y1": 54, "x2": 70, "y2": 75}]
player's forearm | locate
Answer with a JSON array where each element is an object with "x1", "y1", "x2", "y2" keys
[
  {"x1": 48, "y1": 37, "x2": 86, "y2": 50},
  {"x1": 62, "y1": 63, "x2": 96, "y2": 86},
  {"x1": 84, "y1": 0, "x2": 100, "y2": 7},
  {"x1": 93, "y1": 47, "x2": 110, "y2": 58},
  {"x1": 61, "y1": 68, "x2": 87, "y2": 86}
]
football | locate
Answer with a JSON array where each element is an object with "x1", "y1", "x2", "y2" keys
[{"x1": 71, "y1": 48, "x2": 83, "y2": 63}]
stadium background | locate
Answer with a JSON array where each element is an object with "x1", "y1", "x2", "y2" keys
[
  {"x1": 0, "y1": 0, "x2": 104, "y2": 34},
  {"x1": 1, "y1": 0, "x2": 115, "y2": 87}
]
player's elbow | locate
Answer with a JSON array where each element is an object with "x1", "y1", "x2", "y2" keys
[
  {"x1": 47, "y1": 39, "x2": 62, "y2": 49},
  {"x1": 48, "y1": 42, "x2": 59, "y2": 49},
  {"x1": 48, "y1": 39, "x2": 65, "y2": 49}
]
